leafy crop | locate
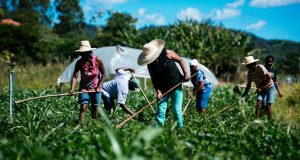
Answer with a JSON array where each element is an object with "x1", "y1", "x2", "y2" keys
[{"x1": 0, "y1": 85, "x2": 299, "y2": 159}]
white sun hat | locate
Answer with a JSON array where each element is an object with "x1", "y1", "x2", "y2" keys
[
  {"x1": 242, "y1": 56, "x2": 259, "y2": 65},
  {"x1": 75, "y1": 40, "x2": 96, "y2": 52},
  {"x1": 189, "y1": 59, "x2": 200, "y2": 66},
  {"x1": 137, "y1": 39, "x2": 165, "y2": 66}
]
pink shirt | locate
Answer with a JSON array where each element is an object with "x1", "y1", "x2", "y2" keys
[{"x1": 79, "y1": 56, "x2": 100, "y2": 90}]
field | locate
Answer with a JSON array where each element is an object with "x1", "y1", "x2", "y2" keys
[{"x1": 0, "y1": 64, "x2": 300, "y2": 159}]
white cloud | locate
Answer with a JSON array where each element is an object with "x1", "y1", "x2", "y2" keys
[
  {"x1": 82, "y1": 0, "x2": 128, "y2": 10},
  {"x1": 176, "y1": 7, "x2": 203, "y2": 21},
  {"x1": 213, "y1": 8, "x2": 241, "y2": 20},
  {"x1": 246, "y1": 20, "x2": 267, "y2": 30},
  {"x1": 137, "y1": 8, "x2": 146, "y2": 17},
  {"x1": 249, "y1": 0, "x2": 300, "y2": 8},
  {"x1": 226, "y1": 0, "x2": 245, "y2": 8},
  {"x1": 144, "y1": 13, "x2": 166, "y2": 25},
  {"x1": 96, "y1": 0, "x2": 128, "y2": 5}
]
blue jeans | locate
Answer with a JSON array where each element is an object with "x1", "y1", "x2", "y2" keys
[
  {"x1": 257, "y1": 84, "x2": 275, "y2": 107},
  {"x1": 78, "y1": 92, "x2": 101, "y2": 106},
  {"x1": 195, "y1": 87, "x2": 212, "y2": 109},
  {"x1": 102, "y1": 94, "x2": 115, "y2": 112},
  {"x1": 155, "y1": 86, "x2": 183, "y2": 128}
]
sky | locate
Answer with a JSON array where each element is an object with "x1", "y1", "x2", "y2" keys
[{"x1": 80, "y1": 0, "x2": 300, "y2": 42}]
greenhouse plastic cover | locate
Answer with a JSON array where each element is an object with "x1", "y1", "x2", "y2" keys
[{"x1": 57, "y1": 45, "x2": 219, "y2": 87}]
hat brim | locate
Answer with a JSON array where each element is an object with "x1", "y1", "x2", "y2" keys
[
  {"x1": 75, "y1": 48, "x2": 96, "y2": 53},
  {"x1": 137, "y1": 42, "x2": 165, "y2": 66},
  {"x1": 242, "y1": 59, "x2": 259, "y2": 65}
]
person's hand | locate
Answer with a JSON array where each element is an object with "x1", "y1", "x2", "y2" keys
[
  {"x1": 184, "y1": 74, "x2": 190, "y2": 82},
  {"x1": 189, "y1": 94, "x2": 194, "y2": 99},
  {"x1": 95, "y1": 87, "x2": 102, "y2": 93},
  {"x1": 256, "y1": 88, "x2": 261, "y2": 93},
  {"x1": 68, "y1": 90, "x2": 75, "y2": 96},
  {"x1": 278, "y1": 91, "x2": 283, "y2": 98},
  {"x1": 157, "y1": 90, "x2": 163, "y2": 99}
]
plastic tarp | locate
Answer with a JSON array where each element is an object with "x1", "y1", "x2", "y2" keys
[{"x1": 57, "y1": 45, "x2": 219, "y2": 87}]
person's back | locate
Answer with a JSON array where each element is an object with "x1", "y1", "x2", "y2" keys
[
  {"x1": 102, "y1": 69, "x2": 131, "y2": 103},
  {"x1": 147, "y1": 49, "x2": 183, "y2": 93},
  {"x1": 247, "y1": 64, "x2": 274, "y2": 91},
  {"x1": 101, "y1": 68, "x2": 138, "y2": 115}
]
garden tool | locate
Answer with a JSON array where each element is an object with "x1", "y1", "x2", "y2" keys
[
  {"x1": 131, "y1": 73, "x2": 156, "y2": 114},
  {"x1": 116, "y1": 73, "x2": 198, "y2": 129},
  {"x1": 233, "y1": 85, "x2": 278, "y2": 96},
  {"x1": 14, "y1": 90, "x2": 96, "y2": 104}
]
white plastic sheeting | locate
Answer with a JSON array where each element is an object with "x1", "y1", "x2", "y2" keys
[{"x1": 57, "y1": 45, "x2": 219, "y2": 87}]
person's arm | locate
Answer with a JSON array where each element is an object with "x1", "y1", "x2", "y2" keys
[
  {"x1": 69, "y1": 60, "x2": 80, "y2": 94},
  {"x1": 119, "y1": 103, "x2": 134, "y2": 115},
  {"x1": 166, "y1": 49, "x2": 190, "y2": 82},
  {"x1": 241, "y1": 82, "x2": 251, "y2": 98},
  {"x1": 273, "y1": 70, "x2": 283, "y2": 97},
  {"x1": 96, "y1": 58, "x2": 106, "y2": 92},
  {"x1": 193, "y1": 80, "x2": 204, "y2": 95}
]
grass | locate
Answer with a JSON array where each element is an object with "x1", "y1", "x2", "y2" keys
[
  {"x1": 0, "y1": 64, "x2": 299, "y2": 159},
  {"x1": 0, "y1": 63, "x2": 67, "y2": 91},
  {"x1": 273, "y1": 83, "x2": 300, "y2": 128}
]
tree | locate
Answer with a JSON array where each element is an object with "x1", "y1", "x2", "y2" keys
[
  {"x1": 54, "y1": 0, "x2": 84, "y2": 35},
  {"x1": 94, "y1": 11, "x2": 137, "y2": 47}
]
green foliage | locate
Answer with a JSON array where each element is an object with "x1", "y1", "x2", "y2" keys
[
  {"x1": 0, "y1": 2, "x2": 299, "y2": 79},
  {"x1": 0, "y1": 8, "x2": 4, "y2": 17},
  {"x1": 249, "y1": 36, "x2": 300, "y2": 75},
  {"x1": 94, "y1": 12, "x2": 138, "y2": 47},
  {"x1": 54, "y1": 0, "x2": 84, "y2": 35},
  {"x1": 0, "y1": 85, "x2": 299, "y2": 159}
]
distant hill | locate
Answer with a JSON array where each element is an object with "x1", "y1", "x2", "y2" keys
[{"x1": 248, "y1": 34, "x2": 300, "y2": 75}]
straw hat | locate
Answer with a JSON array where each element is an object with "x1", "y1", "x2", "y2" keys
[
  {"x1": 189, "y1": 59, "x2": 200, "y2": 67},
  {"x1": 75, "y1": 40, "x2": 96, "y2": 52},
  {"x1": 137, "y1": 39, "x2": 165, "y2": 66},
  {"x1": 242, "y1": 56, "x2": 259, "y2": 65}
]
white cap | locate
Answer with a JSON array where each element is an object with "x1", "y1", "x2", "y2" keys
[{"x1": 189, "y1": 59, "x2": 200, "y2": 66}]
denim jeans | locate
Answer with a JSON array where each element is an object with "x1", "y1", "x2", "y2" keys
[
  {"x1": 78, "y1": 92, "x2": 101, "y2": 106},
  {"x1": 155, "y1": 86, "x2": 183, "y2": 128},
  {"x1": 257, "y1": 84, "x2": 275, "y2": 107},
  {"x1": 195, "y1": 87, "x2": 212, "y2": 109}
]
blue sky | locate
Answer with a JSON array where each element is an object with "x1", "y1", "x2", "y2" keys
[{"x1": 80, "y1": 0, "x2": 300, "y2": 42}]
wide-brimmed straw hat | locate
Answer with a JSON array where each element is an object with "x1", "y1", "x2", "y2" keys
[
  {"x1": 242, "y1": 56, "x2": 259, "y2": 65},
  {"x1": 137, "y1": 39, "x2": 165, "y2": 66},
  {"x1": 189, "y1": 59, "x2": 200, "y2": 67},
  {"x1": 75, "y1": 40, "x2": 96, "y2": 52}
]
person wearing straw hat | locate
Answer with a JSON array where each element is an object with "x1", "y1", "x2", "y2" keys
[
  {"x1": 189, "y1": 59, "x2": 212, "y2": 114},
  {"x1": 101, "y1": 67, "x2": 140, "y2": 115},
  {"x1": 137, "y1": 39, "x2": 190, "y2": 128},
  {"x1": 241, "y1": 56, "x2": 275, "y2": 119},
  {"x1": 69, "y1": 40, "x2": 106, "y2": 123}
]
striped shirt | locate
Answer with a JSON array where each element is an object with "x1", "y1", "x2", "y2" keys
[{"x1": 247, "y1": 64, "x2": 273, "y2": 90}]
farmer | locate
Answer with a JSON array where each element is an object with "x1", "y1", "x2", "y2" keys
[
  {"x1": 137, "y1": 39, "x2": 189, "y2": 128},
  {"x1": 241, "y1": 56, "x2": 275, "y2": 119},
  {"x1": 189, "y1": 59, "x2": 212, "y2": 114},
  {"x1": 101, "y1": 67, "x2": 140, "y2": 115},
  {"x1": 265, "y1": 55, "x2": 283, "y2": 98},
  {"x1": 69, "y1": 40, "x2": 106, "y2": 123}
]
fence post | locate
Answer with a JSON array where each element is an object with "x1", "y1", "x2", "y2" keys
[{"x1": 9, "y1": 62, "x2": 15, "y2": 121}]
